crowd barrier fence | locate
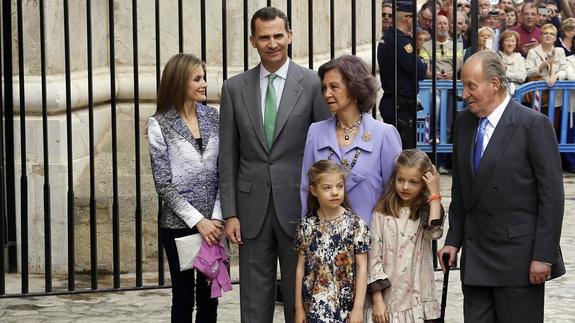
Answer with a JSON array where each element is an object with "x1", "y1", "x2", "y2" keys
[{"x1": 416, "y1": 80, "x2": 575, "y2": 153}]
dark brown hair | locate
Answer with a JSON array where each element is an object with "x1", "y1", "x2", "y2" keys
[
  {"x1": 250, "y1": 7, "x2": 290, "y2": 36},
  {"x1": 374, "y1": 149, "x2": 434, "y2": 220},
  {"x1": 156, "y1": 53, "x2": 205, "y2": 114},
  {"x1": 306, "y1": 160, "x2": 352, "y2": 215},
  {"x1": 318, "y1": 55, "x2": 379, "y2": 113}
]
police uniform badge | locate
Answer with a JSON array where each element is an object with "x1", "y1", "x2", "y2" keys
[{"x1": 403, "y1": 43, "x2": 413, "y2": 53}]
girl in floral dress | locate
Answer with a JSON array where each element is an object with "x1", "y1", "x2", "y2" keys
[
  {"x1": 367, "y1": 149, "x2": 444, "y2": 323},
  {"x1": 294, "y1": 160, "x2": 371, "y2": 323}
]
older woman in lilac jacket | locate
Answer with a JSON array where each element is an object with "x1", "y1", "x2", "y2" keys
[{"x1": 300, "y1": 55, "x2": 402, "y2": 225}]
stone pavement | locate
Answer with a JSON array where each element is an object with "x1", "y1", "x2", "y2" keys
[{"x1": 1, "y1": 173, "x2": 574, "y2": 322}]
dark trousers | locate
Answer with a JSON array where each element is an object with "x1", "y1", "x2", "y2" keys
[
  {"x1": 379, "y1": 95, "x2": 417, "y2": 149},
  {"x1": 162, "y1": 228, "x2": 218, "y2": 323},
  {"x1": 462, "y1": 284, "x2": 544, "y2": 323}
]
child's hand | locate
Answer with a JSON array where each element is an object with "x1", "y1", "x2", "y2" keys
[
  {"x1": 295, "y1": 306, "x2": 306, "y2": 323},
  {"x1": 371, "y1": 300, "x2": 389, "y2": 323},
  {"x1": 422, "y1": 165, "x2": 440, "y2": 197},
  {"x1": 347, "y1": 308, "x2": 363, "y2": 323}
]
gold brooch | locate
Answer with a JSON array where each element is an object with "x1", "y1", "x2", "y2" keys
[{"x1": 362, "y1": 131, "x2": 372, "y2": 142}]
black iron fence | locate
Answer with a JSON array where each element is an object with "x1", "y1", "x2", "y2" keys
[{"x1": 1, "y1": 0, "x2": 472, "y2": 298}]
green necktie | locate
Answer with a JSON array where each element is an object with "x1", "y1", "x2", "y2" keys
[{"x1": 264, "y1": 73, "x2": 278, "y2": 149}]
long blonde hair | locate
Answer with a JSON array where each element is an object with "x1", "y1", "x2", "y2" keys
[
  {"x1": 306, "y1": 160, "x2": 352, "y2": 215},
  {"x1": 156, "y1": 53, "x2": 205, "y2": 114},
  {"x1": 374, "y1": 149, "x2": 434, "y2": 220}
]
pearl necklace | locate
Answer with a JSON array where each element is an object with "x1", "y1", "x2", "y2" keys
[{"x1": 336, "y1": 116, "x2": 362, "y2": 141}]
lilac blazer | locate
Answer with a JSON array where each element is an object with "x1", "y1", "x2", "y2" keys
[{"x1": 300, "y1": 113, "x2": 402, "y2": 225}]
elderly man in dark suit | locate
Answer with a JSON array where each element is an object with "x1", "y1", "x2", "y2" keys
[
  {"x1": 438, "y1": 50, "x2": 565, "y2": 322},
  {"x1": 219, "y1": 6, "x2": 330, "y2": 323}
]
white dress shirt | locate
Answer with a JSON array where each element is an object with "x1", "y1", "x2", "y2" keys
[
  {"x1": 479, "y1": 94, "x2": 510, "y2": 156},
  {"x1": 259, "y1": 59, "x2": 290, "y2": 125}
]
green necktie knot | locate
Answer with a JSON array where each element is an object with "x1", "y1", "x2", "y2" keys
[
  {"x1": 269, "y1": 73, "x2": 277, "y2": 83},
  {"x1": 264, "y1": 73, "x2": 278, "y2": 149}
]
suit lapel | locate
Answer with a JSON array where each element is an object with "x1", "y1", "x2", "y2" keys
[
  {"x1": 196, "y1": 104, "x2": 214, "y2": 151},
  {"x1": 344, "y1": 114, "x2": 374, "y2": 154},
  {"x1": 165, "y1": 109, "x2": 200, "y2": 151},
  {"x1": 240, "y1": 66, "x2": 269, "y2": 152},
  {"x1": 317, "y1": 118, "x2": 342, "y2": 159},
  {"x1": 464, "y1": 117, "x2": 477, "y2": 182},
  {"x1": 273, "y1": 61, "x2": 303, "y2": 145},
  {"x1": 470, "y1": 101, "x2": 517, "y2": 208},
  {"x1": 457, "y1": 112, "x2": 477, "y2": 209}
]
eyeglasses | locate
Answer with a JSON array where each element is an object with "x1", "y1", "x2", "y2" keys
[
  {"x1": 382, "y1": 13, "x2": 393, "y2": 18},
  {"x1": 419, "y1": 13, "x2": 432, "y2": 22},
  {"x1": 542, "y1": 32, "x2": 557, "y2": 36}
]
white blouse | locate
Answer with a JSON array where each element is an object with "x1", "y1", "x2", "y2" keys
[
  {"x1": 525, "y1": 45, "x2": 567, "y2": 79},
  {"x1": 525, "y1": 45, "x2": 568, "y2": 107},
  {"x1": 499, "y1": 51, "x2": 527, "y2": 94}
]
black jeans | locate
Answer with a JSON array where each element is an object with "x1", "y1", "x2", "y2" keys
[{"x1": 162, "y1": 228, "x2": 218, "y2": 323}]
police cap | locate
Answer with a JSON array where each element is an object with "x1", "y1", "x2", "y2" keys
[{"x1": 396, "y1": 0, "x2": 415, "y2": 13}]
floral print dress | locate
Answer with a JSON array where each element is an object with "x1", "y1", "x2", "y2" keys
[
  {"x1": 295, "y1": 209, "x2": 371, "y2": 322},
  {"x1": 366, "y1": 206, "x2": 444, "y2": 323}
]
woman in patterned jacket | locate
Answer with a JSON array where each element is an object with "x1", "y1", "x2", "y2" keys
[{"x1": 148, "y1": 53, "x2": 223, "y2": 323}]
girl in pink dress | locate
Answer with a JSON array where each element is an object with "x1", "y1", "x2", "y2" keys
[{"x1": 367, "y1": 149, "x2": 444, "y2": 323}]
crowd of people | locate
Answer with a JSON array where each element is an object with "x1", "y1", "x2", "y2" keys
[
  {"x1": 377, "y1": 0, "x2": 575, "y2": 172},
  {"x1": 412, "y1": 0, "x2": 575, "y2": 92},
  {"x1": 147, "y1": 4, "x2": 565, "y2": 323}
]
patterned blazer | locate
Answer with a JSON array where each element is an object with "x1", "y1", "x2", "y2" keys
[{"x1": 147, "y1": 103, "x2": 221, "y2": 229}]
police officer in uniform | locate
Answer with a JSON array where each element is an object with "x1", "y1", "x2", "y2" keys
[{"x1": 378, "y1": 1, "x2": 427, "y2": 148}]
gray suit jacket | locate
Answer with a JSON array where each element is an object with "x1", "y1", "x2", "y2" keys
[
  {"x1": 219, "y1": 60, "x2": 330, "y2": 239},
  {"x1": 445, "y1": 99, "x2": 565, "y2": 286}
]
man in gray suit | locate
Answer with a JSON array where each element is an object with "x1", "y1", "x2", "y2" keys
[
  {"x1": 438, "y1": 51, "x2": 565, "y2": 322},
  {"x1": 219, "y1": 7, "x2": 330, "y2": 323}
]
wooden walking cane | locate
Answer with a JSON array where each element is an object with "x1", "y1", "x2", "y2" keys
[{"x1": 438, "y1": 253, "x2": 452, "y2": 323}]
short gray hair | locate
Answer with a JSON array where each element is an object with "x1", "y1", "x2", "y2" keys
[{"x1": 468, "y1": 51, "x2": 508, "y2": 92}]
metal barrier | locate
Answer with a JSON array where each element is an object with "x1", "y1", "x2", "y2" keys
[
  {"x1": 417, "y1": 80, "x2": 464, "y2": 153},
  {"x1": 416, "y1": 80, "x2": 575, "y2": 153},
  {"x1": 513, "y1": 80, "x2": 575, "y2": 152}
]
